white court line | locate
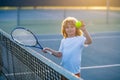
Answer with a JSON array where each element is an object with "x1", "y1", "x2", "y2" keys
[
  {"x1": 93, "y1": 35, "x2": 120, "y2": 39},
  {"x1": 5, "y1": 72, "x2": 34, "y2": 76},
  {"x1": 39, "y1": 39, "x2": 60, "y2": 41},
  {"x1": 5, "y1": 64, "x2": 120, "y2": 76},
  {"x1": 39, "y1": 35, "x2": 120, "y2": 41},
  {"x1": 5, "y1": 69, "x2": 50, "y2": 76},
  {"x1": 81, "y1": 64, "x2": 120, "y2": 70}
]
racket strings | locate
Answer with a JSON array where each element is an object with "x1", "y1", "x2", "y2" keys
[{"x1": 12, "y1": 29, "x2": 37, "y2": 46}]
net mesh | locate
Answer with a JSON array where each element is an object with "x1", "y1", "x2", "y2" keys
[{"x1": 0, "y1": 29, "x2": 82, "y2": 80}]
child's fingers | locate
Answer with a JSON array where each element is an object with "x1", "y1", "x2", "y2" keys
[
  {"x1": 81, "y1": 21, "x2": 86, "y2": 27},
  {"x1": 43, "y1": 47, "x2": 49, "y2": 53},
  {"x1": 42, "y1": 49, "x2": 47, "y2": 53}
]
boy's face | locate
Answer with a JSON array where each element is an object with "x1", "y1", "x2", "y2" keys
[{"x1": 65, "y1": 23, "x2": 76, "y2": 37}]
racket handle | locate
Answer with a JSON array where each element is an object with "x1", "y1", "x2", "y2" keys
[
  {"x1": 43, "y1": 48, "x2": 52, "y2": 55},
  {"x1": 46, "y1": 50, "x2": 52, "y2": 55}
]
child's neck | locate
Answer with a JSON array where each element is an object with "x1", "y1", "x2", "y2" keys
[{"x1": 67, "y1": 34, "x2": 76, "y2": 38}]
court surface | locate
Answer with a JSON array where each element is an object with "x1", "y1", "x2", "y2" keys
[
  {"x1": 0, "y1": 9, "x2": 120, "y2": 80},
  {"x1": 35, "y1": 32, "x2": 120, "y2": 80}
]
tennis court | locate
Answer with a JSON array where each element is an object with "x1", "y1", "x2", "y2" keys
[
  {"x1": 0, "y1": 8, "x2": 120, "y2": 80},
  {"x1": 32, "y1": 32, "x2": 120, "y2": 80}
]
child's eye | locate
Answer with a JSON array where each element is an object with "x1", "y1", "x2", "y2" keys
[
  {"x1": 71, "y1": 26, "x2": 74, "y2": 28},
  {"x1": 66, "y1": 26, "x2": 69, "y2": 28}
]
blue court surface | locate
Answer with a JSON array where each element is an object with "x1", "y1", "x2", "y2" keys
[
  {"x1": 0, "y1": 9, "x2": 120, "y2": 80},
  {"x1": 35, "y1": 32, "x2": 120, "y2": 80},
  {"x1": 0, "y1": 32, "x2": 120, "y2": 80}
]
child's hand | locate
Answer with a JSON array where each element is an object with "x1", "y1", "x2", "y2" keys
[
  {"x1": 42, "y1": 47, "x2": 51, "y2": 53},
  {"x1": 43, "y1": 48, "x2": 62, "y2": 57},
  {"x1": 80, "y1": 21, "x2": 87, "y2": 32},
  {"x1": 42, "y1": 49, "x2": 47, "y2": 53}
]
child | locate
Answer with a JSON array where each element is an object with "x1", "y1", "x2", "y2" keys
[{"x1": 43, "y1": 17, "x2": 92, "y2": 79}]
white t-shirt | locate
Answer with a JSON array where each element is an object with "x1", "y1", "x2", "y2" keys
[{"x1": 59, "y1": 36, "x2": 86, "y2": 74}]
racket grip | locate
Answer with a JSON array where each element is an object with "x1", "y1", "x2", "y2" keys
[{"x1": 46, "y1": 51, "x2": 52, "y2": 55}]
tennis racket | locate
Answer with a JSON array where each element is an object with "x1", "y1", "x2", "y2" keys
[{"x1": 11, "y1": 27, "x2": 52, "y2": 54}]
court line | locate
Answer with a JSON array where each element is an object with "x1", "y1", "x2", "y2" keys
[
  {"x1": 81, "y1": 64, "x2": 120, "y2": 70},
  {"x1": 5, "y1": 72, "x2": 34, "y2": 76},
  {"x1": 5, "y1": 64, "x2": 120, "y2": 76},
  {"x1": 38, "y1": 35, "x2": 120, "y2": 41},
  {"x1": 93, "y1": 35, "x2": 120, "y2": 39},
  {"x1": 5, "y1": 69, "x2": 50, "y2": 76}
]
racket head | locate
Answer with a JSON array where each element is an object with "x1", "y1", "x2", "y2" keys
[{"x1": 11, "y1": 27, "x2": 43, "y2": 49}]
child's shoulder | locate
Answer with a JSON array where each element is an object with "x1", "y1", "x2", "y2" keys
[
  {"x1": 76, "y1": 35, "x2": 86, "y2": 40},
  {"x1": 77, "y1": 35, "x2": 84, "y2": 38},
  {"x1": 61, "y1": 38, "x2": 65, "y2": 42}
]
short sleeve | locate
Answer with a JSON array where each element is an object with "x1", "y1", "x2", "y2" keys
[
  {"x1": 58, "y1": 39, "x2": 64, "y2": 52},
  {"x1": 81, "y1": 35, "x2": 88, "y2": 47}
]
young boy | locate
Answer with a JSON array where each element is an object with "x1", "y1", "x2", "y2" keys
[{"x1": 43, "y1": 17, "x2": 92, "y2": 79}]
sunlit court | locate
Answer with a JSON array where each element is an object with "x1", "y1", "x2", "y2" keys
[{"x1": 0, "y1": 0, "x2": 120, "y2": 80}]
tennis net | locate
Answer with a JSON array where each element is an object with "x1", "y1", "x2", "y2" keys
[{"x1": 0, "y1": 29, "x2": 83, "y2": 80}]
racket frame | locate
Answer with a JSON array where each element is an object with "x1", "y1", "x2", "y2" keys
[{"x1": 11, "y1": 27, "x2": 43, "y2": 50}]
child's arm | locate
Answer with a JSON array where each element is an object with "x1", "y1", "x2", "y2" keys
[
  {"x1": 83, "y1": 29, "x2": 92, "y2": 45},
  {"x1": 43, "y1": 47, "x2": 62, "y2": 58},
  {"x1": 80, "y1": 22, "x2": 92, "y2": 45}
]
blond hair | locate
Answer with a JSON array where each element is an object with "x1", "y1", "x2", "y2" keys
[{"x1": 61, "y1": 17, "x2": 83, "y2": 38}]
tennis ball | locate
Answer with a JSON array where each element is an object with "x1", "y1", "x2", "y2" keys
[{"x1": 75, "y1": 21, "x2": 82, "y2": 28}]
